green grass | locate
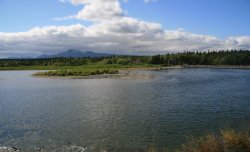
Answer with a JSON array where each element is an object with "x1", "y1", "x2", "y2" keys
[
  {"x1": 34, "y1": 69, "x2": 119, "y2": 77},
  {"x1": 0, "y1": 63, "x2": 158, "y2": 70},
  {"x1": 0, "y1": 63, "x2": 159, "y2": 77}
]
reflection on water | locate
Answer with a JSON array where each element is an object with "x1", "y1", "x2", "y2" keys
[{"x1": 0, "y1": 69, "x2": 250, "y2": 151}]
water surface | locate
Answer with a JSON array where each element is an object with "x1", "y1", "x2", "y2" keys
[{"x1": 0, "y1": 69, "x2": 250, "y2": 151}]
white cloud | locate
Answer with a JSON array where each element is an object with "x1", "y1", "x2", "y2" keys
[
  {"x1": 144, "y1": 0, "x2": 157, "y2": 3},
  {"x1": 60, "y1": 0, "x2": 124, "y2": 21},
  {"x1": 58, "y1": 0, "x2": 70, "y2": 3},
  {"x1": 0, "y1": 0, "x2": 250, "y2": 57}
]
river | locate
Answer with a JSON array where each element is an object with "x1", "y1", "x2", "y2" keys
[{"x1": 0, "y1": 69, "x2": 250, "y2": 151}]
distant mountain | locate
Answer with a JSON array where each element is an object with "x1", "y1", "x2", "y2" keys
[
  {"x1": 6, "y1": 57, "x2": 33, "y2": 59},
  {"x1": 37, "y1": 54, "x2": 50, "y2": 58},
  {"x1": 37, "y1": 50, "x2": 113, "y2": 58}
]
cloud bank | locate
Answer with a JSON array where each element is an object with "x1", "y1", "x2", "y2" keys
[{"x1": 1, "y1": 0, "x2": 250, "y2": 57}]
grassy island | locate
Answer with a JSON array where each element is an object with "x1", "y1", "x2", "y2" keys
[{"x1": 34, "y1": 68, "x2": 119, "y2": 77}]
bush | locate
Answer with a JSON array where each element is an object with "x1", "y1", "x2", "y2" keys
[
  {"x1": 180, "y1": 130, "x2": 250, "y2": 152},
  {"x1": 143, "y1": 130, "x2": 250, "y2": 152}
]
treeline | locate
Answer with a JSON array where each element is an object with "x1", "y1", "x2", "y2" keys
[
  {"x1": 1, "y1": 50, "x2": 250, "y2": 67},
  {"x1": 151, "y1": 50, "x2": 250, "y2": 65},
  {"x1": 0, "y1": 55, "x2": 151, "y2": 67}
]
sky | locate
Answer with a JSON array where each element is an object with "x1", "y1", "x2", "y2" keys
[{"x1": 0, "y1": 0, "x2": 250, "y2": 57}]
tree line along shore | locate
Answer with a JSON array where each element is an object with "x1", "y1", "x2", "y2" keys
[{"x1": 0, "y1": 50, "x2": 250, "y2": 76}]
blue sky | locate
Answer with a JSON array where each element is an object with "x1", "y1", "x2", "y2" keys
[
  {"x1": 1, "y1": 0, "x2": 250, "y2": 38},
  {"x1": 0, "y1": 0, "x2": 250, "y2": 57},
  {"x1": 123, "y1": 0, "x2": 250, "y2": 38},
  {"x1": 0, "y1": 0, "x2": 84, "y2": 32}
]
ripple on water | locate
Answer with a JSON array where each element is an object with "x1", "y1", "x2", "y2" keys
[{"x1": 0, "y1": 69, "x2": 250, "y2": 151}]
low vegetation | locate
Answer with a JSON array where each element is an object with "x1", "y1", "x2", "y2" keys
[
  {"x1": 1, "y1": 50, "x2": 250, "y2": 76},
  {"x1": 179, "y1": 129, "x2": 250, "y2": 152},
  {"x1": 34, "y1": 69, "x2": 119, "y2": 77},
  {"x1": 147, "y1": 129, "x2": 250, "y2": 152}
]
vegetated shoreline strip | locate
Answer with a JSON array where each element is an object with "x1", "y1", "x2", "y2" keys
[
  {"x1": 32, "y1": 66, "x2": 160, "y2": 78},
  {"x1": 1, "y1": 65, "x2": 250, "y2": 78},
  {"x1": 1, "y1": 50, "x2": 250, "y2": 76},
  {"x1": 1, "y1": 64, "x2": 250, "y2": 71},
  {"x1": 33, "y1": 68, "x2": 119, "y2": 77},
  {"x1": 182, "y1": 65, "x2": 250, "y2": 69},
  {"x1": 34, "y1": 65, "x2": 250, "y2": 77}
]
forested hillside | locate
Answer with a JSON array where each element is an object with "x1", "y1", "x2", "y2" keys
[{"x1": 1, "y1": 50, "x2": 250, "y2": 67}]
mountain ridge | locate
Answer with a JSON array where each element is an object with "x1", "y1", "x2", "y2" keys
[{"x1": 37, "y1": 50, "x2": 113, "y2": 58}]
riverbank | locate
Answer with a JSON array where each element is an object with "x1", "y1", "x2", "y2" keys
[
  {"x1": 1, "y1": 129, "x2": 249, "y2": 152},
  {"x1": 183, "y1": 65, "x2": 250, "y2": 69},
  {"x1": 1, "y1": 64, "x2": 250, "y2": 78}
]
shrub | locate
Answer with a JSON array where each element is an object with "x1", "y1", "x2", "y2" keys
[{"x1": 180, "y1": 130, "x2": 250, "y2": 152}]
